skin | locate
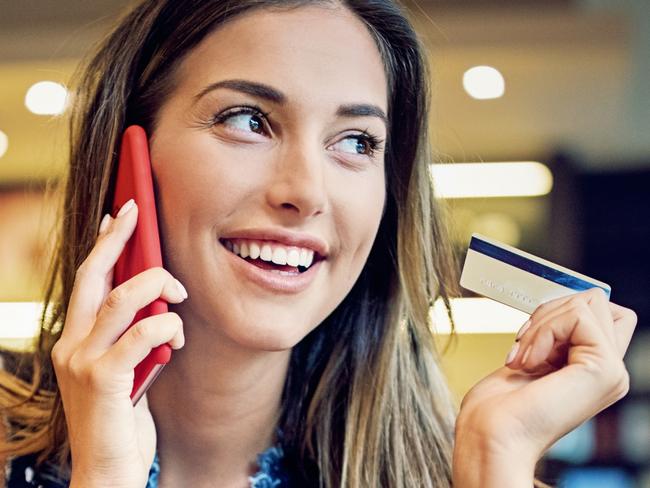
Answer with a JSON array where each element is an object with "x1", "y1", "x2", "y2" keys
[
  {"x1": 453, "y1": 288, "x2": 637, "y2": 486},
  {"x1": 51, "y1": 4, "x2": 638, "y2": 488},
  {"x1": 58, "y1": 5, "x2": 388, "y2": 488},
  {"x1": 147, "y1": 5, "x2": 388, "y2": 486}
]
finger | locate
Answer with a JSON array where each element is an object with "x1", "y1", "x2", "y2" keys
[
  {"x1": 610, "y1": 302, "x2": 637, "y2": 356},
  {"x1": 580, "y1": 288, "x2": 615, "y2": 342},
  {"x1": 97, "y1": 213, "x2": 113, "y2": 236},
  {"x1": 522, "y1": 288, "x2": 612, "y2": 342},
  {"x1": 518, "y1": 326, "x2": 572, "y2": 374},
  {"x1": 62, "y1": 200, "x2": 139, "y2": 344},
  {"x1": 514, "y1": 289, "x2": 614, "y2": 366},
  {"x1": 82, "y1": 267, "x2": 188, "y2": 354},
  {"x1": 513, "y1": 293, "x2": 580, "y2": 345},
  {"x1": 508, "y1": 298, "x2": 610, "y2": 370},
  {"x1": 97, "y1": 214, "x2": 117, "y2": 303},
  {"x1": 529, "y1": 292, "x2": 582, "y2": 325},
  {"x1": 511, "y1": 299, "x2": 584, "y2": 368},
  {"x1": 100, "y1": 312, "x2": 185, "y2": 374},
  {"x1": 510, "y1": 342, "x2": 570, "y2": 376}
]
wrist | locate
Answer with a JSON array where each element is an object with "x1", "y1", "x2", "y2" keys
[
  {"x1": 70, "y1": 469, "x2": 138, "y2": 488},
  {"x1": 453, "y1": 421, "x2": 537, "y2": 488}
]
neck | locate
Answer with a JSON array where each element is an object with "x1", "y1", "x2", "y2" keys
[{"x1": 147, "y1": 308, "x2": 291, "y2": 486}]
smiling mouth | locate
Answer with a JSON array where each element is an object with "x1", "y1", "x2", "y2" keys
[{"x1": 219, "y1": 238, "x2": 323, "y2": 275}]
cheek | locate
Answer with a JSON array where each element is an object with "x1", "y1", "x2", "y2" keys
[
  {"x1": 335, "y1": 171, "x2": 386, "y2": 268},
  {"x1": 153, "y1": 141, "x2": 268, "y2": 224}
]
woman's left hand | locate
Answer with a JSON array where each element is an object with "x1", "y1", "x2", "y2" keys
[{"x1": 453, "y1": 288, "x2": 637, "y2": 486}]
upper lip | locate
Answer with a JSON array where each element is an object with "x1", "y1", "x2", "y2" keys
[{"x1": 220, "y1": 228, "x2": 329, "y2": 258}]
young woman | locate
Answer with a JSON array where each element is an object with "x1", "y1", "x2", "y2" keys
[{"x1": 1, "y1": 1, "x2": 637, "y2": 487}]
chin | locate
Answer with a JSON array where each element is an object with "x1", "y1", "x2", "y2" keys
[{"x1": 232, "y1": 326, "x2": 309, "y2": 352}]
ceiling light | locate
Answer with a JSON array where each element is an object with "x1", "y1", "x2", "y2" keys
[
  {"x1": 0, "y1": 130, "x2": 8, "y2": 158},
  {"x1": 430, "y1": 161, "x2": 553, "y2": 198},
  {"x1": 0, "y1": 300, "x2": 526, "y2": 347},
  {"x1": 431, "y1": 297, "x2": 529, "y2": 334},
  {"x1": 0, "y1": 302, "x2": 42, "y2": 339},
  {"x1": 470, "y1": 213, "x2": 521, "y2": 247},
  {"x1": 25, "y1": 81, "x2": 69, "y2": 115},
  {"x1": 463, "y1": 65, "x2": 505, "y2": 100}
]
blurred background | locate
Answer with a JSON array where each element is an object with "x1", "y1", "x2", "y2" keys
[{"x1": 0, "y1": 0, "x2": 648, "y2": 486}]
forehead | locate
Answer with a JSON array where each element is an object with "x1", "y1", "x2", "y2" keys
[{"x1": 174, "y1": 5, "x2": 388, "y2": 112}]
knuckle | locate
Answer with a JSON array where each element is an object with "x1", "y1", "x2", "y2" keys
[
  {"x1": 568, "y1": 293, "x2": 585, "y2": 306},
  {"x1": 148, "y1": 266, "x2": 169, "y2": 281},
  {"x1": 67, "y1": 352, "x2": 87, "y2": 380},
  {"x1": 86, "y1": 363, "x2": 109, "y2": 386},
  {"x1": 50, "y1": 342, "x2": 67, "y2": 369},
  {"x1": 586, "y1": 287, "x2": 606, "y2": 300},
  {"x1": 167, "y1": 312, "x2": 183, "y2": 327},
  {"x1": 57, "y1": 350, "x2": 108, "y2": 389},
  {"x1": 105, "y1": 286, "x2": 128, "y2": 310},
  {"x1": 599, "y1": 362, "x2": 630, "y2": 400},
  {"x1": 131, "y1": 320, "x2": 151, "y2": 342},
  {"x1": 570, "y1": 299, "x2": 590, "y2": 317},
  {"x1": 611, "y1": 366, "x2": 631, "y2": 400},
  {"x1": 624, "y1": 308, "x2": 638, "y2": 325},
  {"x1": 531, "y1": 303, "x2": 549, "y2": 321}
]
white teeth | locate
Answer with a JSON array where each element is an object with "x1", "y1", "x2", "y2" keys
[
  {"x1": 240, "y1": 242, "x2": 249, "y2": 258},
  {"x1": 271, "y1": 247, "x2": 287, "y2": 265},
  {"x1": 249, "y1": 242, "x2": 260, "y2": 259},
  {"x1": 225, "y1": 239, "x2": 318, "y2": 269},
  {"x1": 304, "y1": 250, "x2": 314, "y2": 268},
  {"x1": 260, "y1": 244, "x2": 273, "y2": 261},
  {"x1": 286, "y1": 249, "x2": 300, "y2": 267}
]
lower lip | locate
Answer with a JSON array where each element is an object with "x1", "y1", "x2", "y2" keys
[{"x1": 220, "y1": 242, "x2": 323, "y2": 294}]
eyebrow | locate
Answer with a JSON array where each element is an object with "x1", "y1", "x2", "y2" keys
[
  {"x1": 194, "y1": 79, "x2": 388, "y2": 128},
  {"x1": 195, "y1": 79, "x2": 286, "y2": 104}
]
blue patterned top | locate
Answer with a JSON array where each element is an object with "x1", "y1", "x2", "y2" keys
[{"x1": 6, "y1": 444, "x2": 290, "y2": 487}]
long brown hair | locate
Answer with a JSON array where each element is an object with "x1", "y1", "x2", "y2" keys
[{"x1": 1, "y1": 1, "x2": 459, "y2": 486}]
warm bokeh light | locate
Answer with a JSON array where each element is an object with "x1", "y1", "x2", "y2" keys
[
  {"x1": 432, "y1": 297, "x2": 529, "y2": 334},
  {"x1": 24, "y1": 81, "x2": 69, "y2": 115},
  {"x1": 0, "y1": 130, "x2": 8, "y2": 159},
  {"x1": 430, "y1": 161, "x2": 554, "y2": 198},
  {"x1": 463, "y1": 65, "x2": 505, "y2": 99},
  {"x1": 0, "y1": 299, "x2": 530, "y2": 344},
  {"x1": 0, "y1": 302, "x2": 42, "y2": 351},
  {"x1": 470, "y1": 212, "x2": 522, "y2": 246}
]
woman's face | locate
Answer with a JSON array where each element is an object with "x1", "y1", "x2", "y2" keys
[{"x1": 150, "y1": 5, "x2": 388, "y2": 351}]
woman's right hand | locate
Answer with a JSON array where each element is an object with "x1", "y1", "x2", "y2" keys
[{"x1": 51, "y1": 200, "x2": 187, "y2": 488}]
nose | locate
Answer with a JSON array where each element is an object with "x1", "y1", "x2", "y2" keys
[{"x1": 265, "y1": 141, "x2": 328, "y2": 218}]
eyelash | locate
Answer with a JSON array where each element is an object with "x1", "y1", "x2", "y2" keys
[
  {"x1": 211, "y1": 105, "x2": 384, "y2": 158},
  {"x1": 212, "y1": 105, "x2": 270, "y2": 130}
]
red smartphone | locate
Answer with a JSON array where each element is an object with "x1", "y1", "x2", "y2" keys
[{"x1": 112, "y1": 124, "x2": 171, "y2": 405}]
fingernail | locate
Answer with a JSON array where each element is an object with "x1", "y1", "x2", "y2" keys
[
  {"x1": 116, "y1": 199, "x2": 136, "y2": 218},
  {"x1": 515, "y1": 319, "x2": 532, "y2": 342},
  {"x1": 98, "y1": 213, "x2": 111, "y2": 234},
  {"x1": 171, "y1": 332, "x2": 185, "y2": 350},
  {"x1": 521, "y1": 345, "x2": 532, "y2": 365},
  {"x1": 505, "y1": 342, "x2": 520, "y2": 365},
  {"x1": 175, "y1": 279, "x2": 188, "y2": 300}
]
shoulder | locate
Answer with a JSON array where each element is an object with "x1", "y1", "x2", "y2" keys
[{"x1": 5, "y1": 453, "x2": 69, "y2": 488}]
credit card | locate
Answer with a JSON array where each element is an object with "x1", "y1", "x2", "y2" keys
[{"x1": 460, "y1": 233, "x2": 611, "y2": 314}]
